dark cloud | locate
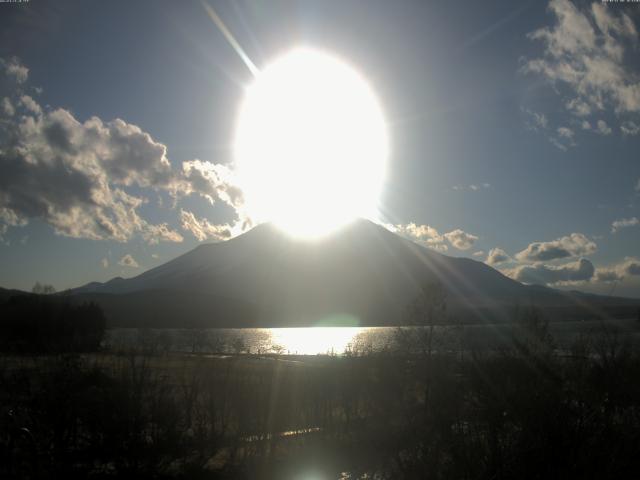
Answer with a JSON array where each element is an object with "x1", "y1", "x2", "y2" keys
[
  {"x1": 510, "y1": 258, "x2": 595, "y2": 285},
  {"x1": 594, "y1": 257, "x2": 640, "y2": 283}
]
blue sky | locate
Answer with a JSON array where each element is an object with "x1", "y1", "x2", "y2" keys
[{"x1": 1, "y1": 0, "x2": 639, "y2": 297}]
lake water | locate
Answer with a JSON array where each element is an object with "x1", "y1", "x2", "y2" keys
[
  {"x1": 106, "y1": 326, "x2": 395, "y2": 355},
  {"x1": 105, "y1": 318, "x2": 640, "y2": 355}
]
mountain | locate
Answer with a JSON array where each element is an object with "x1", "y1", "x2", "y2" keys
[{"x1": 71, "y1": 219, "x2": 639, "y2": 328}]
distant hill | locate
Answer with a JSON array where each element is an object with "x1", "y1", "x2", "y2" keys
[
  {"x1": 68, "y1": 219, "x2": 640, "y2": 328},
  {"x1": 0, "y1": 287, "x2": 32, "y2": 302}
]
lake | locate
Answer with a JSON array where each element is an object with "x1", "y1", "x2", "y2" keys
[{"x1": 105, "y1": 318, "x2": 640, "y2": 355}]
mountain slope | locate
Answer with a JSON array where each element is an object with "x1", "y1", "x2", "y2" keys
[{"x1": 72, "y1": 219, "x2": 639, "y2": 327}]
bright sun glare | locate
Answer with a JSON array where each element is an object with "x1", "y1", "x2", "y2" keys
[{"x1": 234, "y1": 48, "x2": 388, "y2": 238}]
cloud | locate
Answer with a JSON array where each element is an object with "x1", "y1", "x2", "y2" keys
[
  {"x1": 101, "y1": 258, "x2": 109, "y2": 268},
  {"x1": 390, "y1": 224, "x2": 479, "y2": 251},
  {"x1": 1, "y1": 97, "x2": 14, "y2": 116},
  {"x1": 388, "y1": 223, "x2": 448, "y2": 252},
  {"x1": 515, "y1": 233, "x2": 596, "y2": 262},
  {"x1": 118, "y1": 254, "x2": 139, "y2": 268},
  {"x1": 509, "y1": 258, "x2": 595, "y2": 285},
  {"x1": 621, "y1": 120, "x2": 640, "y2": 135},
  {"x1": 594, "y1": 268, "x2": 622, "y2": 284},
  {"x1": 557, "y1": 126, "x2": 574, "y2": 139},
  {"x1": 486, "y1": 247, "x2": 511, "y2": 266},
  {"x1": 523, "y1": 0, "x2": 640, "y2": 140},
  {"x1": 444, "y1": 229, "x2": 478, "y2": 250},
  {"x1": 0, "y1": 57, "x2": 28, "y2": 84},
  {"x1": 611, "y1": 216, "x2": 639, "y2": 233},
  {"x1": 19, "y1": 95, "x2": 41, "y2": 115},
  {"x1": 594, "y1": 257, "x2": 640, "y2": 283},
  {"x1": 595, "y1": 119, "x2": 612, "y2": 135},
  {"x1": 0, "y1": 107, "x2": 185, "y2": 242},
  {"x1": 180, "y1": 209, "x2": 234, "y2": 242},
  {"x1": 522, "y1": 108, "x2": 549, "y2": 131},
  {"x1": 522, "y1": 108, "x2": 582, "y2": 150},
  {"x1": 549, "y1": 126, "x2": 576, "y2": 150},
  {"x1": 566, "y1": 98, "x2": 591, "y2": 116},
  {"x1": 524, "y1": 0, "x2": 639, "y2": 114},
  {"x1": 472, "y1": 250, "x2": 485, "y2": 257},
  {"x1": 0, "y1": 57, "x2": 244, "y2": 243},
  {"x1": 452, "y1": 183, "x2": 491, "y2": 192},
  {"x1": 181, "y1": 159, "x2": 244, "y2": 210}
]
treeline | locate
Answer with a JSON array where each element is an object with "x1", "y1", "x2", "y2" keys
[
  {"x1": 0, "y1": 294, "x2": 106, "y2": 353},
  {"x1": 1, "y1": 320, "x2": 640, "y2": 479}
]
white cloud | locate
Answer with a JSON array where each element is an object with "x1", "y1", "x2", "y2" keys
[
  {"x1": 0, "y1": 107, "x2": 185, "y2": 242},
  {"x1": 550, "y1": 126, "x2": 576, "y2": 150},
  {"x1": 566, "y1": 98, "x2": 591, "y2": 116},
  {"x1": 101, "y1": 258, "x2": 109, "y2": 268},
  {"x1": 388, "y1": 223, "x2": 448, "y2": 252},
  {"x1": 507, "y1": 258, "x2": 595, "y2": 285},
  {"x1": 452, "y1": 183, "x2": 491, "y2": 192},
  {"x1": 1, "y1": 97, "x2": 14, "y2": 116},
  {"x1": 523, "y1": 0, "x2": 640, "y2": 134},
  {"x1": 557, "y1": 126, "x2": 574, "y2": 138},
  {"x1": 486, "y1": 247, "x2": 511, "y2": 266},
  {"x1": 19, "y1": 95, "x2": 41, "y2": 115},
  {"x1": 594, "y1": 257, "x2": 640, "y2": 283},
  {"x1": 181, "y1": 159, "x2": 244, "y2": 210},
  {"x1": 472, "y1": 250, "x2": 484, "y2": 257},
  {"x1": 522, "y1": 108, "x2": 549, "y2": 131},
  {"x1": 389, "y1": 224, "x2": 481, "y2": 252},
  {"x1": 621, "y1": 120, "x2": 640, "y2": 135},
  {"x1": 0, "y1": 57, "x2": 245, "y2": 243},
  {"x1": 515, "y1": 232, "x2": 596, "y2": 262},
  {"x1": 595, "y1": 119, "x2": 612, "y2": 135},
  {"x1": 611, "y1": 216, "x2": 639, "y2": 233},
  {"x1": 0, "y1": 57, "x2": 28, "y2": 84},
  {"x1": 118, "y1": 254, "x2": 139, "y2": 268},
  {"x1": 444, "y1": 229, "x2": 478, "y2": 250},
  {"x1": 180, "y1": 209, "x2": 235, "y2": 242}
]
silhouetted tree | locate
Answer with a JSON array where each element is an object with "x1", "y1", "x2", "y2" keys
[
  {"x1": 31, "y1": 282, "x2": 56, "y2": 295},
  {"x1": 397, "y1": 281, "x2": 447, "y2": 357}
]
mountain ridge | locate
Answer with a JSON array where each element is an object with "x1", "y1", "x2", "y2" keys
[{"x1": 64, "y1": 219, "x2": 639, "y2": 328}]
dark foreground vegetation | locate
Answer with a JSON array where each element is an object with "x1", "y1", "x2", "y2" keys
[
  {"x1": 2, "y1": 292, "x2": 640, "y2": 479},
  {"x1": 0, "y1": 294, "x2": 105, "y2": 353}
]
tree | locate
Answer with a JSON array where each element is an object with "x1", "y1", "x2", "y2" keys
[
  {"x1": 31, "y1": 282, "x2": 56, "y2": 295},
  {"x1": 398, "y1": 281, "x2": 447, "y2": 357}
]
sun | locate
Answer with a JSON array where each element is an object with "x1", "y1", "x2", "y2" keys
[{"x1": 234, "y1": 47, "x2": 388, "y2": 238}]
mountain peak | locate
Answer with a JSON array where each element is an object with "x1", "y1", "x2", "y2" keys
[{"x1": 69, "y1": 217, "x2": 638, "y2": 327}]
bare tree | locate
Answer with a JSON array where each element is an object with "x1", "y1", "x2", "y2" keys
[
  {"x1": 31, "y1": 282, "x2": 56, "y2": 295},
  {"x1": 398, "y1": 281, "x2": 447, "y2": 357}
]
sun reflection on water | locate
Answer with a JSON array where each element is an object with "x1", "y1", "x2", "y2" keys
[{"x1": 269, "y1": 327, "x2": 364, "y2": 355}]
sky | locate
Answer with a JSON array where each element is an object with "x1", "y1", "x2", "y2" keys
[{"x1": 1, "y1": 0, "x2": 640, "y2": 297}]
